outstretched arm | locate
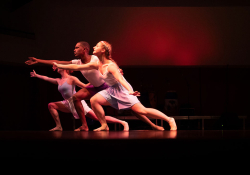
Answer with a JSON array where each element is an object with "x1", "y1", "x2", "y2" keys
[
  {"x1": 53, "y1": 61, "x2": 98, "y2": 71},
  {"x1": 70, "y1": 76, "x2": 90, "y2": 89},
  {"x1": 30, "y1": 70, "x2": 58, "y2": 84},
  {"x1": 108, "y1": 65, "x2": 140, "y2": 96},
  {"x1": 25, "y1": 57, "x2": 72, "y2": 65}
]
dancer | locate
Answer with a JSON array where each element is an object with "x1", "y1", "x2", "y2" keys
[
  {"x1": 54, "y1": 41, "x2": 177, "y2": 131},
  {"x1": 30, "y1": 68, "x2": 129, "y2": 131},
  {"x1": 26, "y1": 41, "x2": 164, "y2": 131}
]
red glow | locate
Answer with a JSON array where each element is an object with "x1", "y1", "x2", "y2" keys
[{"x1": 112, "y1": 7, "x2": 218, "y2": 66}]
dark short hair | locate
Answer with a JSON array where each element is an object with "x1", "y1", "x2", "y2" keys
[{"x1": 77, "y1": 41, "x2": 90, "y2": 53}]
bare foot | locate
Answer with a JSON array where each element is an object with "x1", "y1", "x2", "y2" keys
[
  {"x1": 121, "y1": 121, "x2": 129, "y2": 131},
  {"x1": 93, "y1": 124, "x2": 109, "y2": 131},
  {"x1": 49, "y1": 126, "x2": 63, "y2": 131},
  {"x1": 169, "y1": 118, "x2": 177, "y2": 130},
  {"x1": 151, "y1": 125, "x2": 165, "y2": 131},
  {"x1": 74, "y1": 125, "x2": 89, "y2": 131}
]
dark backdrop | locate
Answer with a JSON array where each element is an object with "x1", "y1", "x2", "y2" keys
[
  {"x1": 0, "y1": 63, "x2": 249, "y2": 130},
  {"x1": 0, "y1": 0, "x2": 250, "y2": 130},
  {"x1": 1, "y1": 1, "x2": 250, "y2": 66}
]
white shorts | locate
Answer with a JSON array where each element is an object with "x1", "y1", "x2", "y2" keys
[{"x1": 61, "y1": 97, "x2": 92, "y2": 119}]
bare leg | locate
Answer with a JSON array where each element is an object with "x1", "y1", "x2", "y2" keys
[
  {"x1": 90, "y1": 93, "x2": 111, "y2": 131},
  {"x1": 131, "y1": 111, "x2": 164, "y2": 131},
  {"x1": 131, "y1": 103, "x2": 177, "y2": 130},
  {"x1": 72, "y1": 88, "x2": 92, "y2": 131},
  {"x1": 86, "y1": 110, "x2": 129, "y2": 131},
  {"x1": 48, "y1": 101, "x2": 71, "y2": 131}
]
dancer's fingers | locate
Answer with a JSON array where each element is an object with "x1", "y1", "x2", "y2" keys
[
  {"x1": 52, "y1": 63, "x2": 57, "y2": 71},
  {"x1": 129, "y1": 91, "x2": 140, "y2": 96},
  {"x1": 25, "y1": 60, "x2": 32, "y2": 65},
  {"x1": 119, "y1": 68, "x2": 124, "y2": 75},
  {"x1": 30, "y1": 70, "x2": 36, "y2": 77},
  {"x1": 52, "y1": 66, "x2": 57, "y2": 71},
  {"x1": 135, "y1": 91, "x2": 140, "y2": 96},
  {"x1": 134, "y1": 91, "x2": 140, "y2": 96},
  {"x1": 25, "y1": 59, "x2": 37, "y2": 65},
  {"x1": 28, "y1": 57, "x2": 36, "y2": 60}
]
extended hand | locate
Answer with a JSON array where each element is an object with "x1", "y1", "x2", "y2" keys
[
  {"x1": 52, "y1": 62, "x2": 58, "y2": 71},
  {"x1": 25, "y1": 57, "x2": 38, "y2": 65},
  {"x1": 129, "y1": 91, "x2": 140, "y2": 96},
  {"x1": 119, "y1": 68, "x2": 124, "y2": 75},
  {"x1": 30, "y1": 70, "x2": 37, "y2": 77}
]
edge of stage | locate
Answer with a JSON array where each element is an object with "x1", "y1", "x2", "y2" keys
[{"x1": 1, "y1": 130, "x2": 250, "y2": 160}]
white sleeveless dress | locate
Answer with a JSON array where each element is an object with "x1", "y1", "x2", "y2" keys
[{"x1": 98, "y1": 63, "x2": 140, "y2": 110}]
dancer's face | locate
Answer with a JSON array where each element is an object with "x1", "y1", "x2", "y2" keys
[
  {"x1": 74, "y1": 43, "x2": 85, "y2": 57},
  {"x1": 93, "y1": 42, "x2": 105, "y2": 56},
  {"x1": 57, "y1": 68, "x2": 69, "y2": 76},
  {"x1": 57, "y1": 68, "x2": 63, "y2": 73}
]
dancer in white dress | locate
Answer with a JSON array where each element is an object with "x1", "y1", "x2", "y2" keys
[
  {"x1": 54, "y1": 41, "x2": 177, "y2": 131},
  {"x1": 30, "y1": 68, "x2": 129, "y2": 131}
]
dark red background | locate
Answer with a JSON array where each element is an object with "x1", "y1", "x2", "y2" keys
[{"x1": 0, "y1": 2, "x2": 250, "y2": 66}]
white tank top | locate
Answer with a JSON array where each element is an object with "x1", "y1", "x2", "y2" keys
[{"x1": 72, "y1": 55, "x2": 105, "y2": 87}]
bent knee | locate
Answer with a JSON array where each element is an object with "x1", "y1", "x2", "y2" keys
[
  {"x1": 90, "y1": 97, "x2": 96, "y2": 105},
  {"x1": 48, "y1": 103, "x2": 55, "y2": 109},
  {"x1": 72, "y1": 94, "x2": 81, "y2": 102},
  {"x1": 90, "y1": 97, "x2": 101, "y2": 107}
]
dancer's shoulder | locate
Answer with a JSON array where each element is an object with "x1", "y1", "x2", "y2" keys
[
  {"x1": 108, "y1": 62, "x2": 118, "y2": 69},
  {"x1": 71, "y1": 59, "x2": 80, "y2": 64},
  {"x1": 107, "y1": 62, "x2": 119, "y2": 73},
  {"x1": 55, "y1": 78, "x2": 61, "y2": 84},
  {"x1": 91, "y1": 55, "x2": 99, "y2": 62},
  {"x1": 68, "y1": 75, "x2": 78, "y2": 81}
]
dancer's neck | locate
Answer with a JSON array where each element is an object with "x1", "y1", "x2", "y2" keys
[
  {"x1": 61, "y1": 72, "x2": 69, "y2": 79},
  {"x1": 99, "y1": 55, "x2": 112, "y2": 65},
  {"x1": 79, "y1": 54, "x2": 91, "y2": 64}
]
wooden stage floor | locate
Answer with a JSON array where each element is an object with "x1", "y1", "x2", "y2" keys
[{"x1": 1, "y1": 130, "x2": 250, "y2": 160}]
